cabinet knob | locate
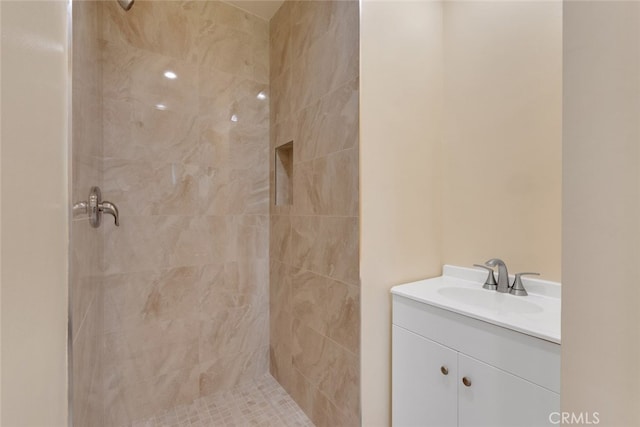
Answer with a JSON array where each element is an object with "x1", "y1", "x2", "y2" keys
[
  {"x1": 440, "y1": 366, "x2": 448, "y2": 375},
  {"x1": 462, "y1": 377, "x2": 472, "y2": 387}
]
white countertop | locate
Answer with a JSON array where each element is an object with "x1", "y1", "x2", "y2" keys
[{"x1": 391, "y1": 265, "x2": 561, "y2": 344}]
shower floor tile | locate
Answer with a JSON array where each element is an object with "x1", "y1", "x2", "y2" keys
[{"x1": 131, "y1": 374, "x2": 313, "y2": 427}]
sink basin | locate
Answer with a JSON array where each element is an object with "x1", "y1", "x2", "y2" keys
[
  {"x1": 391, "y1": 265, "x2": 561, "y2": 343},
  {"x1": 437, "y1": 287, "x2": 543, "y2": 314}
]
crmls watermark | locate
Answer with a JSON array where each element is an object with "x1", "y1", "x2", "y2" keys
[{"x1": 549, "y1": 412, "x2": 600, "y2": 425}]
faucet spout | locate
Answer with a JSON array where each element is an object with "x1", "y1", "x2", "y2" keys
[{"x1": 485, "y1": 258, "x2": 510, "y2": 293}]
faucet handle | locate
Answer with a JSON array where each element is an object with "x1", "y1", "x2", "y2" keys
[
  {"x1": 99, "y1": 201, "x2": 120, "y2": 226},
  {"x1": 473, "y1": 264, "x2": 498, "y2": 290},
  {"x1": 509, "y1": 272, "x2": 539, "y2": 296},
  {"x1": 72, "y1": 186, "x2": 120, "y2": 228}
]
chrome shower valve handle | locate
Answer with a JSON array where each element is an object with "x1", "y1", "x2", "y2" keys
[{"x1": 73, "y1": 186, "x2": 119, "y2": 228}]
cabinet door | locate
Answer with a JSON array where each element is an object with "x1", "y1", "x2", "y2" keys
[
  {"x1": 392, "y1": 325, "x2": 458, "y2": 427},
  {"x1": 458, "y1": 353, "x2": 560, "y2": 427}
]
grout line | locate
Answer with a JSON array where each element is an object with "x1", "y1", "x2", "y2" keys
[{"x1": 269, "y1": 259, "x2": 360, "y2": 289}]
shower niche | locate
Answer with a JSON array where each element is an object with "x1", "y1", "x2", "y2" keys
[{"x1": 275, "y1": 141, "x2": 293, "y2": 206}]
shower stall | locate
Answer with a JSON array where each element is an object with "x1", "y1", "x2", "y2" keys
[{"x1": 70, "y1": 0, "x2": 360, "y2": 426}]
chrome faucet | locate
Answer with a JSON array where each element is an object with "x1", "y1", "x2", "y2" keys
[{"x1": 485, "y1": 258, "x2": 510, "y2": 293}]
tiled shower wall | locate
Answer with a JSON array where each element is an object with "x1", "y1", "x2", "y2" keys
[
  {"x1": 71, "y1": 2, "x2": 104, "y2": 426},
  {"x1": 99, "y1": 2, "x2": 269, "y2": 425},
  {"x1": 269, "y1": 1, "x2": 360, "y2": 425}
]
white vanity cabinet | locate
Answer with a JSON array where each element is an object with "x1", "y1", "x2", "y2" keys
[
  {"x1": 391, "y1": 268, "x2": 561, "y2": 427},
  {"x1": 457, "y1": 352, "x2": 559, "y2": 427},
  {"x1": 393, "y1": 325, "x2": 458, "y2": 427}
]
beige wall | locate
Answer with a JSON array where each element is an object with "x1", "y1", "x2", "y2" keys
[
  {"x1": 562, "y1": 1, "x2": 640, "y2": 425},
  {"x1": 361, "y1": 1, "x2": 444, "y2": 425},
  {"x1": 99, "y1": 2, "x2": 270, "y2": 425},
  {"x1": 442, "y1": 0, "x2": 562, "y2": 281},
  {"x1": 269, "y1": 1, "x2": 360, "y2": 425},
  {"x1": 361, "y1": 0, "x2": 562, "y2": 424},
  {"x1": 1, "y1": 1, "x2": 70, "y2": 425}
]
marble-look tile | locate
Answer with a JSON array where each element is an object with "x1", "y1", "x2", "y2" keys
[
  {"x1": 105, "y1": 335, "x2": 200, "y2": 389},
  {"x1": 290, "y1": 215, "x2": 359, "y2": 286},
  {"x1": 102, "y1": 0, "x2": 195, "y2": 61},
  {"x1": 290, "y1": 366, "x2": 358, "y2": 427},
  {"x1": 98, "y1": 1, "x2": 311, "y2": 425},
  {"x1": 270, "y1": 120, "x2": 296, "y2": 216},
  {"x1": 104, "y1": 314, "x2": 199, "y2": 363},
  {"x1": 103, "y1": 216, "x2": 213, "y2": 274},
  {"x1": 197, "y1": 25, "x2": 255, "y2": 77},
  {"x1": 269, "y1": 0, "x2": 292, "y2": 80},
  {"x1": 271, "y1": 66, "x2": 293, "y2": 125},
  {"x1": 71, "y1": 272, "x2": 101, "y2": 339},
  {"x1": 270, "y1": 261, "x2": 292, "y2": 335},
  {"x1": 105, "y1": 363, "x2": 201, "y2": 427},
  {"x1": 271, "y1": 214, "x2": 292, "y2": 263},
  {"x1": 291, "y1": 5, "x2": 358, "y2": 113},
  {"x1": 104, "y1": 214, "x2": 269, "y2": 274},
  {"x1": 293, "y1": 148, "x2": 359, "y2": 217},
  {"x1": 290, "y1": 0, "x2": 337, "y2": 61},
  {"x1": 271, "y1": 116, "x2": 296, "y2": 150},
  {"x1": 72, "y1": 292, "x2": 103, "y2": 427},
  {"x1": 269, "y1": 259, "x2": 293, "y2": 391},
  {"x1": 236, "y1": 215, "x2": 270, "y2": 260},
  {"x1": 196, "y1": 1, "x2": 269, "y2": 39},
  {"x1": 252, "y1": 29, "x2": 270, "y2": 84},
  {"x1": 72, "y1": 83, "x2": 102, "y2": 160},
  {"x1": 223, "y1": 258, "x2": 269, "y2": 296},
  {"x1": 308, "y1": 384, "x2": 359, "y2": 427},
  {"x1": 199, "y1": 85, "x2": 269, "y2": 130},
  {"x1": 206, "y1": 216, "x2": 240, "y2": 262},
  {"x1": 86, "y1": 358, "x2": 105, "y2": 427},
  {"x1": 292, "y1": 321, "x2": 359, "y2": 421},
  {"x1": 132, "y1": 374, "x2": 312, "y2": 427},
  {"x1": 103, "y1": 159, "x2": 216, "y2": 216},
  {"x1": 229, "y1": 127, "x2": 269, "y2": 173},
  {"x1": 247, "y1": 172, "x2": 271, "y2": 216},
  {"x1": 269, "y1": 3, "x2": 360, "y2": 421},
  {"x1": 198, "y1": 346, "x2": 270, "y2": 397},
  {"x1": 296, "y1": 78, "x2": 359, "y2": 163},
  {"x1": 103, "y1": 98, "x2": 200, "y2": 164},
  {"x1": 101, "y1": 38, "x2": 200, "y2": 114},
  {"x1": 198, "y1": 304, "x2": 269, "y2": 363},
  {"x1": 72, "y1": 153, "x2": 102, "y2": 213},
  {"x1": 72, "y1": 1, "x2": 104, "y2": 425},
  {"x1": 204, "y1": 168, "x2": 269, "y2": 215},
  {"x1": 193, "y1": 123, "x2": 232, "y2": 168},
  {"x1": 103, "y1": 265, "x2": 220, "y2": 329},
  {"x1": 290, "y1": 269, "x2": 359, "y2": 355},
  {"x1": 270, "y1": 340, "x2": 293, "y2": 395},
  {"x1": 289, "y1": 368, "x2": 314, "y2": 419},
  {"x1": 73, "y1": 1, "x2": 102, "y2": 87}
]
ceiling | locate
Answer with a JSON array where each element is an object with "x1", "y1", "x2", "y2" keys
[{"x1": 223, "y1": 0, "x2": 285, "y2": 20}]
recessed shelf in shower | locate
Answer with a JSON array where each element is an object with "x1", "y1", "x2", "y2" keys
[{"x1": 275, "y1": 141, "x2": 293, "y2": 206}]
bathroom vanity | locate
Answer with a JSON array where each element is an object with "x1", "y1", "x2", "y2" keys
[{"x1": 391, "y1": 265, "x2": 560, "y2": 427}]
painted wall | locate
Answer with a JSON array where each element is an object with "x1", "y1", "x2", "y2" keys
[
  {"x1": 361, "y1": 0, "x2": 562, "y2": 424},
  {"x1": 269, "y1": 1, "x2": 360, "y2": 425},
  {"x1": 99, "y1": 2, "x2": 270, "y2": 425},
  {"x1": 442, "y1": 1, "x2": 562, "y2": 281},
  {"x1": 360, "y1": 1, "x2": 444, "y2": 425},
  {"x1": 562, "y1": 1, "x2": 640, "y2": 425},
  {"x1": 0, "y1": 1, "x2": 70, "y2": 425}
]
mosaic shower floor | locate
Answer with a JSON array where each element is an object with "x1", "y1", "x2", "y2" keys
[{"x1": 131, "y1": 374, "x2": 313, "y2": 427}]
